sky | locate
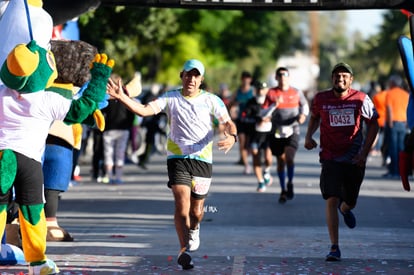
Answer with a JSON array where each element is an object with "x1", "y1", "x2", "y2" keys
[{"x1": 346, "y1": 9, "x2": 385, "y2": 37}]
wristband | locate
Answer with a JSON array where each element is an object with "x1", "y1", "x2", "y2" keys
[{"x1": 230, "y1": 134, "x2": 238, "y2": 143}]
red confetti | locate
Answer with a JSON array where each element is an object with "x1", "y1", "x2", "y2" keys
[
  {"x1": 203, "y1": 255, "x2": 209, "y2": 259},
  {"x1": 167, "y1": 256, "x2": 173, "y2": 261},
  {"x1": 365, "y1": 267, "x2": 373, "y2": 272},
  {"x1": 109, "y1": 234, "x2": 126, "y2": 238}
]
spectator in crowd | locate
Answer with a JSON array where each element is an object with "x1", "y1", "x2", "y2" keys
[
  {"x1": 43, "y1": 39, "x2": 99, "y2": 242},
  {"x1": 218, "y1": 83, "x2": 232, "y2": 110},
  {"x1": 372, "y1": 83, "x2": 388, "y2": 163},
  {"x1": 383, "y1": 75, "x2": 409, "y2": 178},
  {"x1": 399, "y1": 91, "x2": 414, "y2": 191},
  {"x1": 137, "y1": 83, "x2": 166, "y2": 170},
  {"x1": 102, "y1": 74, "x2": 136, "y2": 184},
  {"x1": 91, "y1": 128, "x2": 106, "y2": 182}
]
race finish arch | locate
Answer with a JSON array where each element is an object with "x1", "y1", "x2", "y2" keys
[
  {"x1": 99, "y1": 0, "x2": 414, "y2": 12},
  {"x1": 44, "y1": 0, "x2": 414, "y2": 25}
]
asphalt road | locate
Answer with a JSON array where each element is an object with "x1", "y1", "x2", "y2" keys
[{"x1": 2, "y1": 130, "x2": 414, "y2": 274}]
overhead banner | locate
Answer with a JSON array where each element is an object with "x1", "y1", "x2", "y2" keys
[
  {"x1": 44, "y1": 0, "x2": 414, "y2": 19},
  {"x1": 178, "y1": 0, "x2": 411, "y2": 11}
]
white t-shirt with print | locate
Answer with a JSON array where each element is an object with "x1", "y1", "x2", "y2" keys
[
  {"x1": 152, "y1": 89, "x2": 231, "y2": 163},
  {"x1": 0, "y1": 86, "x2": 72, "y2": 161}
]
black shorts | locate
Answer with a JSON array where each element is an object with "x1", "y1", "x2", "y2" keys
[
  {"x1": 236, "y1": 121, "x2": 255, "y2": 135},
  {"x1": 268, "y1": 133, "x2": 299, "y2": 157},
  {"x1": 167, "y1": 158, "x2": 212, "y2": 199},
  {"x1": 250, "y1": 132, "x2": 270, "y2": 151},
  {"x1": 0, "y1": 151, "x2": 44, "y2": 206},
  {"x1": 320, "y1": 160, "x2": 365, "y2": 206}
]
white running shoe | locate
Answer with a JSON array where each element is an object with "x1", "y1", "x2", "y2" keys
[
  {"x1": 257, "y1": 182, "x2": 266, "y2": 192},
  {"x1": 264, "y1": 172, "x2": 273, "y2": 186},
  {"x1": 29, "y1": 259, "x2": 59, "y2": 275},
  {"x1": 188, "y1": 226, "x2": 200, "y2": 252}
]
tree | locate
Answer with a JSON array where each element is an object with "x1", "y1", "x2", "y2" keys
[
  {"x1": 79, "y1": 7, "x2": 178, "y2": 82},
  {"x1": 343, "y1": 10, "x2": 409, "y2": 90},
  {"x1": 78, "y1": 7, "x2": 305, "y2": 89}
]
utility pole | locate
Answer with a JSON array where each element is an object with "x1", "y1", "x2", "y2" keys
[{"x1": 309, "y1": 11, "x2": 319, "y2": 64}]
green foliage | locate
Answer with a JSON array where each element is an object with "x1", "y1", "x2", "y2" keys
[
  {"x1": 344, "y1": 10, "x2": 409, "y2": 89},
  {"x1": 157, "y1": 33, "x2": 206, "y2": 85},
  {"x1": 77, "y1": 7, "x2": 412, "y2": 96},
  {"x1": 79, "y1": 7, "x2": 178, "y2": 81},
  {"x1": 315, "y1": 11, "x2": 350, "y2": 89},
  {"x1": 78, "y1": 7, "x2": 305, "y2": 90}
]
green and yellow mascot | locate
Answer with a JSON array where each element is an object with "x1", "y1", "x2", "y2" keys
[{"x1": 0, "y1": 0, "x2": 114, "y2": 274}]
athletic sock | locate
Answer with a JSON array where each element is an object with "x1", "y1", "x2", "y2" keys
[
  {"x1": 287, "y1": 165, "x2": 295, "y2": 183},
  {"x1": 278, "y1": 170, "x2": 286, "y2": 190}
]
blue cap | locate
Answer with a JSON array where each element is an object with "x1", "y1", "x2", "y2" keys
[{"x1": 182, "y1": 59, "x2": 205, "y2": 76}]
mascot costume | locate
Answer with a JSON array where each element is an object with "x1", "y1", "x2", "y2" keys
[
  {"x1": 0, "y1": 0, "x2": 114, "y2": 274},
  {"x1": 43, "y1": 39, "x2": 102, "y2": 242},
  {"x1": 397, "y1": 13, "x2": 414, "y2": 192},
  {"x1": 0, "y1": 0, "x2": 50, "y2": 268}
]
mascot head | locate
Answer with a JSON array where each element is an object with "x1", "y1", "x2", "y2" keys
[
  {"x1": 50, "y1": 40, "x2": 98, "y2": 87},
  {"x1": 0, "y1": 40, "x2": 57, "y2": 93}
]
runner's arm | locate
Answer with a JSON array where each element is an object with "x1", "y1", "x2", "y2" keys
[
  {"x1": 304, "y1": 114, "x2": 320, "y2": 150},
  {"x1": 217, "y1": 120, "x2": 238, "y2": 154},
  {"x1": 353, "y1": 118, "x2": 379, "y2": 166},
  {"x1": 107, "y1": 78, "x2": 160, "y2": 117}
]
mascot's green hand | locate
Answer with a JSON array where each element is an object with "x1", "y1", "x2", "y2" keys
[
  {"x1": 82, "y1": 53, "x2": 115, "y2": 103},
  {"x1": 63, "y1": 53, "x2": 115, "y2": 125},
  {"x1": 91, "y1": 53, "x2": 115, "y2": 69}
]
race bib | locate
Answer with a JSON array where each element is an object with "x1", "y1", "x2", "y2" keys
[
  {"x1": 329, "y1": 108, "x2": 355, "y2": 127},
  {"x1": 191, "y1": 176, "x2": 212, "y2": 196},
  {"x1": 275, "y1": 125, "x2": 294, "y2": 138}
]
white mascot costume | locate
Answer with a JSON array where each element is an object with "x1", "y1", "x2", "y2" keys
[
  {"x1": 0, "y1": 0, "x2": 52, "y2": 268},
  {"x1": 0, "y1": 0, "x2": 114, "y2": 274}
]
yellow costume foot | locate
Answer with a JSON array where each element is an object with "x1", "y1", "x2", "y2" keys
[{"x1": 29, "y1": 259, "x2": 59, "y2": 275}]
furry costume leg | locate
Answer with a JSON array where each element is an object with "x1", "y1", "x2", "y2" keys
[
  {"x1": 19, "y1": 204, "x2": 47, "y2": 263},
  {"x1": 0, "y1": 206, "x2": 7, "y2": 242},
  {"x1": 0, "y1": 204, "x2": 25, "y2": 265},
  {"x1": 0, "y1": 149, "x2": 17, "y2": 252}
]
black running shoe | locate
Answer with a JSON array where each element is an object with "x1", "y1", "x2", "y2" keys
[
  {"x1": 177, "y1": 251, "x2": 194, "y2": 270},
  {"x1": 326, "y1": 244, "x2": 341, "y2": 261},
  {"x1": 278, "y1": 190, "x2": 287, "y2": 204},
  {"x1": 235, "y1": 159, "x2": 244, "y2": 165},
  {"x1": 340, "y1": 209, "x2": 356, "y2": 228},
  {"x1": 338, "y1": 202, "x2": 356, "y2": 228},
  {"x1": 286, "y1": 182, "x2": 294, "y2": 200}
]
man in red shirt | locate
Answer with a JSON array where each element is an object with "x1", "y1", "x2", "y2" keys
[{"x1": 304, "y1": 63, "x2": 379, "y2": 261}]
